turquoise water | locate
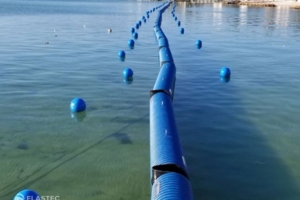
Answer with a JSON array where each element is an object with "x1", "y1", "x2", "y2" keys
[{"x1": 0, "y1": 0, "x2": 300, "y2": 199}]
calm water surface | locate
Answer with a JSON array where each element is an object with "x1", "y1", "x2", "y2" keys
[{"x1": 0, "y1": 0, "x2": 300, "y2": 199}]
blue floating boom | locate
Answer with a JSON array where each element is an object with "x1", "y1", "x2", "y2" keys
[
  {"x1": 158, "y1": 37, "x2": 169, "y2": 49},
  {"x1": 159, "y1": 47, "x2": 173, "y2": 66},
  {"x1": 151, "y1": 173, "x2": 194, "y2": 200},
  {"x1": 149, "y1": 2, "x2": 194, "y2": 200}
]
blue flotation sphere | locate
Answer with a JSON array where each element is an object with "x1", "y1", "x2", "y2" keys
[
  {"x1": 177, "y1": 21, "x2": 181, "y2": 26},
  {"x1": 118, "y1": 50, "x2": 126, "y2": 58},
  {"x1": 139, "y1": 20, "x2": 142, "y2": 25},
  {"x1": 196, "y1": 40, "x2": 202, "y2": 49},
  {"x1": 70, "y1": 98, "x2": 86, "y2": 113},
  {"x1": 220, "y1": 67, "x2": 231, "y2": 77},
  {"x1": 128, "y1": 39, "x2": 135, "y2": 47},
  {"x1": 180, "y1": 28, "x2": 184, "y2": 34},
  {"x1": 123, "y1": 68, "x2": 133, "y2": 79},
  {"x1": 130, "y1": 27, "x2": 135, "y2": 33},
  {"x1": 142, "y1": 16, "x2": 145, "y2": 19},
  {"x1": 135, "y1": 23, "x2": 139, "y2": 29},
  {"x1": 133, "y1": 32, "x2": 138, "y2": 39},
  {"x1": 175, "y1": 16, "x2": 177, "y2": 21},
  {"x1": 143, "y1": 18, "x2": 146, "y2": 23},
  {"x1": 147, "y1": 15, "x2": 149, "y2": 18},
  {"x1": 14, "y1": 189, "x2": 40, "y2": 200}
]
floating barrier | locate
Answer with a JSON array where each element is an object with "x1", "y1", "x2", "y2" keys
[
  {"x1": 150, "y1": 1, "x2": 194, "y2": 200},
  {"x1": 158, "y1": 37, "x2": 169, "y2": 49},
  {"x1": 159, "y1": 47, "x2": 173, "y2": 66},
  {"x1": 151, "y1": 172, "x2": 194, "y2": 200}
]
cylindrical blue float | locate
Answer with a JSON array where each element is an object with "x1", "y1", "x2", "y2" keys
[
  {"x1": 158, "y1": 37, "x2": 169, "y2": 49},
  {"x1": 139, "y1": 20, "x2": 142, "y2": 25},
  {"x1": 159, "y1": 47, "x2": 173, "y2": 66},
  {"x1": 180, "y1": 28, "x2": 184, "y2": 34},
  {"x1": 123, "y1": 68, "x2": 133, "y2": 79},
  {"x1": 70, "y1": 98, "x2": 86, "y2": 113},
  {"x1": 177, "y1": 21, "x2": 181, "y2": 26},
  {"x1": 144, "y1": 18, "x2": 146, "y2": 23},
  {"x1": 174, "y1": 16, "x2": 177, "y2": 21},
  {"x1": 196, "y1": 40, "x2": 202, "y2": 49},
  {"x1": 150, "y1": 92, "x2": 188, "y2": 178},
  {"x1": 131, "y1": 27, "x2": 135, "y2": 33},
  {"x1": 128, "y1": 39, "x2": 135, "y2": 47},
  {"x1": 220, "y1": 67, "x2": 231, "y2": 77},
  {"x1": 151, "y1": 173, "x2": 194, "y2": 200},
  {"x1": 133, "y1": 32, "x2": 138, "y2": 39},
  {"x1": 135, "y1": 23, "x2": 139, "y2": 29},
  {"x1": 153, "y1": 62, "x2": 176, "y2": 92}
]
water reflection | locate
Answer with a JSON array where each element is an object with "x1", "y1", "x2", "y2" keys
[
  {"x1": 213, "y1": 3, "x2": 223, "y2": 27},
  {"x1": 220, "y1": 76, "x2": 230, "y2": 83},
  {"x1": 123, "y1": 77, "x2": 133, "y2": 84},
  {"x1": 70, "y1": 111, "x2": 86, "y2": 122}
]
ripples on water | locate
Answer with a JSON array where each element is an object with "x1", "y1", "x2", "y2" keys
[{"x1": 0, "y1": 0, "x2": 300, "y2": 199}]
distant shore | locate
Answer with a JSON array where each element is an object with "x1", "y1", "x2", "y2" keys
[{"x1": 223, "y1": 1, "x2": 300, "y2": 8}]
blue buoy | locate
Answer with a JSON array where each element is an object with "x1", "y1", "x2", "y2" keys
[
  {"x1": 123, "y1": 68, "x2": 133, "y2": 79},
  {"x1": 133, "y1": 32, "x2": 138, "y2": 39},
  {"x1": 177, "y1": 21, "x2": 181, "y2": 26},
  {"x1": 196, "y1": 40, "x2": 202, "y2": 49},
  {"x1": 142, "y1": 16, "x2": 145, "y2": 19},
  {"x1": 147, "y1": 15, "x2": 149, "y2": 18},
  {"x1": 14, "y1": 189, "x2": 40, "y2": 200},
  {"x1": 135, "y1": 23, "x2": 139, "y2": 29},
  {"x1": 128, "y1": 39, "x2": 135, "y2": 47},
  {"x1": 175, "y1": 16, "x2": 177, "y2": 21},
  {"x1": 220, "y1": 67, "x2": 231, "y2": 77},
  {"x1": 131, "y1": 27, "x2": 135, "y2": 33},
  {"x1": 180, "y1": 28, "x2": 184, "y2": 34},
  {"x1": 70, "y1": 98, "x2": 86, "y2": 113},
  {"x1": 150, "y1": 10, "x2": 152, "y2": 13},
  {"x1": 118, "y1": 50, "x2": 126, "y2": 58},
  {"x1": 139, "y1": 20, "x2": 142, "y2": 26},
  {"x1": 143, "y1": 18, "x2": 146, "y2": 23}
]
